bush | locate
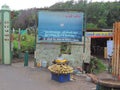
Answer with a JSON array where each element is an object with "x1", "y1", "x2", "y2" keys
[
  {"x1": 20, "y1": 34, "x2": 35, "y2": 53},
  {"x1": 13, "y1": 34, "x2": 35, "y2": 57},
  {"x1": 88, "y1": 57, "x2": 106, "y2": 74}
]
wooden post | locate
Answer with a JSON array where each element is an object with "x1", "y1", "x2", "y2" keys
[
  {"x1": 112, "y1": 23, "x2": 116, "y2": 76},
  {"x1": 112, "y1": 22, "x2": 120, "y2": 77},
  {"x1": 118, "y1": 22, "x2": 120, "y2": 77}
]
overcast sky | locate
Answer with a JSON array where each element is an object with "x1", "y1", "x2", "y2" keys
[{"x1": 0, "y1": 0, "x2": 118, "y2": 10}]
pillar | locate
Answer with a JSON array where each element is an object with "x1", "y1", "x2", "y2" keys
[{"x1": 0, "y1": 5, "x2": 11, "y2": 64}]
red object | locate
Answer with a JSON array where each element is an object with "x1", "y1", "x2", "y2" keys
[{"x1": 118, "y1": 75, "x2": 120, "y2": 80}]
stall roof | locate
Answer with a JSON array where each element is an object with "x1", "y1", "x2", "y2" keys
[{"x1": 86, "y1": 28, "x2": 113, "y2": 32}]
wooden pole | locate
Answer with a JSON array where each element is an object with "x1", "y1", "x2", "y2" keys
[
  {"x1": 115, "y1": 22, "x2": 117, "y2": 76},
  {"x1": 113, "y1": 23, "x2": 117, "y2": 76},
  {"x1": 118, "y1": 22, "x2": 120, "y2": 76},
  {"x1": 112, "y1": 23, "x2": 115, "y2": 76},
  {"x1": 112, "y1": 22, "x2": 120, "y2": 77},
  {"x1": 116, "y1": 23, "x2": 119, "y2": 76}
]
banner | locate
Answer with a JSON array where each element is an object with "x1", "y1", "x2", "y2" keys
[
  {"x1": 107, "y1": 40, "x2": 113, "y2": 58},
  {"x1": 86, "y1": 32, "x2": 113, "y2": 38},
  {"x1": 38, "y1": 11, "x2": 84, "y2": 42}
]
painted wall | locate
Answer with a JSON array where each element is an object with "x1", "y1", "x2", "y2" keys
[{"x1": 35, "y1": 37, "x2": 91, "y2": 67}]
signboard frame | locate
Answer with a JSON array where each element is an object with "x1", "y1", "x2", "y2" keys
[{"x1": 38, "y1": 11, "x2": 84, "y2": 43}]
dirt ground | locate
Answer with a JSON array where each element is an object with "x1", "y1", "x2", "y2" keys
[
  {"x1": 3, "y1": 54, "x2": 113, "y2": 90},
  {"x1": 10, "y1": 61, "x2": 114, "y2": 90}
]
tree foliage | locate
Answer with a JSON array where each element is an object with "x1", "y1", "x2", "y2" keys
[
  {"x1": 13, "y1": 34, "x2": 35, "y2": 56},
  {"x1": 50, "y1": 1, "x2": 120, "y2": 28},
  {"x1": 11, "y1": 8, "x2": 38, "y2": 29},
  {"x1": 11, "y1": 1, "x2": 120, "y2": 29}
]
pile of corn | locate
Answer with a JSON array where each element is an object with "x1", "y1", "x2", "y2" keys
[
  {"x1": 48, "y1": 64, "x2": 73, "y2": 74},
  {"x1": 55, "y1": 59, "x2": 67, "y2": 64}
]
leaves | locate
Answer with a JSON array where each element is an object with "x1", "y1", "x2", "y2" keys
[
  {"x1": 11, "y1": 1, "x2": 120, "y2": 29},
  {"x1": 13, "y1": 34, "x2": 35, "y2": 55},
  {"x1": 89, "y1": 57, "x2": 106, "y2": 74},
  {"x1": 50, "y1": 1, "x2": 120, "y2": 28},
  {"x1": 12, "y1": 8, "x2": 37, "y2": 29}
]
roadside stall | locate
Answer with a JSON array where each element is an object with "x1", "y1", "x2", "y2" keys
[
  {"x1": 86, "y1": 29, "x2": 113, "y2": 59},
  {"x1": 48, "y1": 58, "x2": 73, "y2": 82}
]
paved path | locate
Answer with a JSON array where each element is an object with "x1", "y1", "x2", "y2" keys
[{"x1": 0, "y1": 62, "x2": 96, "y2": 90}]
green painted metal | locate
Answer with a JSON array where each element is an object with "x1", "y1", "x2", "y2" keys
[
  {"x1": 0, "y1": 11, "x2": 2, "y2": 64},
  {"x1": 18, "y1": 28, "x2": 21, "y2": 59},
  {"x1": 9, "y1": 11, "x2": 12, "y2": 64},
  {"x1": 1, "y1": 10, "x2": 4, "y2": 64},
  {"x1": 3, "y1": 11, "x2": 11, "y2": 64},
  {"x1": 24, "y1": 51, "x2": 29, "y2": 66},
  {"x1": 1, "y1": 5, "x2": 11, "y2": 64},
  {"x1": 10, "y1": 17, "x2": 12, "y2": 64},
  {"x1": 18, "y1": 49, "x2": 21, "y2": 59}
]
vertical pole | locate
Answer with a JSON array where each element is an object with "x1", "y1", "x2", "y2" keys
[
  {"x1": 83, "y1": 0, "x2": 87, "y2": 53},
  {"x1": 112, "y1": 22, "x2": 120, "y2": 78},
  {"x1": 0, "y1": 9, "x2": 2, "y2": 64},
  {"x1": 34, "y1": 13, "x2": 37, "y2": 67},
  {"x1": 10, "y1": 28, "x2": 14, "y2": 62},
  {"x1": 34, "y1": 27, "x2": 37, "y2": 67},
  {"x1": 1, "y1": 5, "x2": 11, "y2": 64},
  {"x1": 112, "y1": 23, "x2": 116, "y2": 76},
  {"x1": 118, "y1": 22, "x2": 120, "y2": 79},
  {"x1": 24, "y1": 51, "x2": 28, "y2": 66},
  {"x1": 13, "y1": 28, "x2": 15, "y2": 33},
  {"x1": 18, "y1": 28, "x2": 21, "y2": 58}
]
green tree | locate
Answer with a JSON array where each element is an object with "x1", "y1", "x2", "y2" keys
[
  {"x1": 13, "y1": 34, "x2": 35, "y2": 57},
  {"x1": 11, "y1": 1, "x2": 120, "y2": 29}
]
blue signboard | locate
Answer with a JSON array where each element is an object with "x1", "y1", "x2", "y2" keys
[{"x1": 38, "y1": 11, "x2": 84, "y2": 42}]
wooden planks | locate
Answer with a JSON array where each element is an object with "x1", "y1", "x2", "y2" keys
[
  {"x1": 104, "y1": 47, "x2": 107, "y2": 59},
  {"x1": 112, "y1": 22, "x2": 120, "y2": 77}
]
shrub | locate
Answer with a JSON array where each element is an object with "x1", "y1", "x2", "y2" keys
[
  {"x1": 89, "y1": 57, "x2": 106, "y2": 74},
  {"x1": 13, "y1": 34, "x2": 35, "y2": 57}
]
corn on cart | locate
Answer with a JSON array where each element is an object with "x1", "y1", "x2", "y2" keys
[{"x1": 48, "y1": 58, "x2": 73, "y2": 82}]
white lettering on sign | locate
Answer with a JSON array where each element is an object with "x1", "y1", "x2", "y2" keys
[{"x1": 44, "y1": 31, "x2": 80, "y2": 38}]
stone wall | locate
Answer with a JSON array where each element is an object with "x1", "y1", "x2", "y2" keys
[
  {"x1": 62, "y1": 37, "x2": 91, "y2": 66},
  {"x1": 35, "y1": 37, "x2": 91, "y2": 67},
  {"x1": 35, "y1": 43, "x2": 61, "y2": 65}
]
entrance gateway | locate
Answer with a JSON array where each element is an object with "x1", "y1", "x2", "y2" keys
[{"x1": 0, "y1": 5, "x2": 11, "y2": 64}]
